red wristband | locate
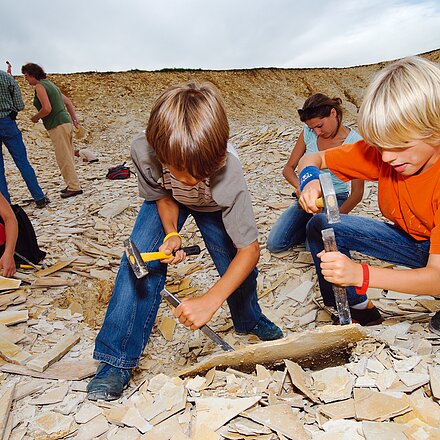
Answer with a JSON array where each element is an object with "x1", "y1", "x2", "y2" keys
[{"x1": 355, "y1": 264, "x2": 370, "y2": 295}]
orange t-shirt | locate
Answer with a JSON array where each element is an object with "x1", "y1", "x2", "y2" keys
[{"x1": 325, "y1": 140, "x2": 440, "y2": 254}]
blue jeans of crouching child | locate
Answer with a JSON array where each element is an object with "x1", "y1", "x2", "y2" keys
[
  {"x1": 0, "y1": 117, "x2": 45, "y2": 203},
  {"x1": 93, "y1": 201, "x2": 262, "y2": 369},
  {"x1": 306, "y1": 213, "x2": 430, "y2": 307},
  {"x1": 267, "y1": 192, "x2": 348, "y2": 253}
]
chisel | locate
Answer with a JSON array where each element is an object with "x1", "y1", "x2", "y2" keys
[{"x1": 161, "y1": 287, "x2": 234, "y2": 352}]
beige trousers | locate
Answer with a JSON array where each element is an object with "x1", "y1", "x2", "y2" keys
[{"x1": 47, "y1": 123, "x2": 81, "y2": 191}]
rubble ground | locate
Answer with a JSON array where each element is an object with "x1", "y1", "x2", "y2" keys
[{"x1": 0, "y1": 50, "x2": 439, "y2": 439}]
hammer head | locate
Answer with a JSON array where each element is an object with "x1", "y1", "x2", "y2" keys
[
  {"x1": 319, "y1": 173, "x2": 340, "y2": 224},
  {"x1": 124, "y1": 238, "x2": 149, "y2": 279}
]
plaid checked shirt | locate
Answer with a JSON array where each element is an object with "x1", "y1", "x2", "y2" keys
[{"x1": 0, "y1": 70, "x2": 25, "y2": 118}]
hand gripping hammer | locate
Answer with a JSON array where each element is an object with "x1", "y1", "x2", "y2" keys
[
  {"x1": 317, "y1": 173, "x2": 352, "y2": 325},
  {"x1": 124, "y1": 238, "x2": 234, "y2": 352}
]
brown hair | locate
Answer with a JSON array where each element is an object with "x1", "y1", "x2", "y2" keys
[
  {"x1": 21, "y1": 63, "x2": 47, "y2": 80},
  {"x1": 146, "y1": 82, "x2": 229, "y2": 180},
  {"x1": 298, "y1": 93, "x2": 343, "y2": 131}
]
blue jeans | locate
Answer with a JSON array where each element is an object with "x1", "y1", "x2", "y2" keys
[
  {"x1": 0, "y1": 116, "x2": 45, "y2": 203},
  {"x1": 94, "y1": 201, "x2": 262, "y2": 369},
  {"x1": 306, "y1": 213, "x2": 430, "y2": 307},
  {"x1": 267, "y1": 192, "x2": 348, "y2": 253}
]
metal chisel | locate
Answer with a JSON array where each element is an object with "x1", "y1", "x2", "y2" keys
[{"x1": 160, "y1": 287, "x2": 234, "y2": 352}]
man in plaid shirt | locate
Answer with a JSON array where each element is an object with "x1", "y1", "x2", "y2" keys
[{"x1": 0, "y1": 70, "x2": 48, "y2": 208}]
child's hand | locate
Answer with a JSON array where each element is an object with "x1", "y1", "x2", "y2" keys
[
  {"x1": 173, "y1": 296, "x2": 217, "y2": 330},
  {"x1": 318, "y1": 250, "x2": 363, "y2": 287},
  {"x1": 299, "y1": 180, "x2": 322, "y2": 214},
  {"x1": 159, "y1": 235, "x2": 185, "y2": 265},
  {"x1": 0, "y1": 253, "x2": 16, "y2": 278}
]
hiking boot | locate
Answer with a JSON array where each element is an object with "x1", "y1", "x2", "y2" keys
[
  {"x1": 350, "y1": 300, "x2": 384, "y2": 326},
  {"x1": 35, "y1": 196, "x2": 50, "y2": 208},
  {"x1": 238, "y1": 315, "x2": 284, "y2": 341},
  {"x1": 86, "y1": 362, "x2": 132, "y2": 401},
  {"x1": 60, "y1": 189, "x2": 83, "y2": 199},
  {"x1": 429, "y1": 311, "x2": 440, "y2": 336}
]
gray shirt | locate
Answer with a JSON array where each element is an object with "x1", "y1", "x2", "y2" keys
[{"x1": 131, "y1": 132, "x2": 258, "y2": 248}]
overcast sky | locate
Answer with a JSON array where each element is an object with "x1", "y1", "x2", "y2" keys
[{"x1": 2, "y1": 0, "x2": 440, "y2": 74}]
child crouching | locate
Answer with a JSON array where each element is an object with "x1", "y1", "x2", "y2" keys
[{"x1": 298, "y1": 56, "x2": 440, "y2": 329}]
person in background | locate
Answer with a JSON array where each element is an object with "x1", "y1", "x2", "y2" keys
[
  {"x1": 86, "y1": 82, "x2": 283, "y2": 401},
  {"x1": 298, "y1": 56, "x2": 440, "y2": 330},
  {"x1": 0, "y1": 192, "x2": 18, "y2": 277},
  {"x1": 267, "y1": 94, "x2": 364, "y2": 253},
  {"x1": 6, "y1": 61, "x2": 12, "y2": 75},
  {"x1": 21, "y1": 63, "x2": 83, "y2": 199},
  {"x1": 0, "y1": 69, "x2": 48, "y2": 208}
]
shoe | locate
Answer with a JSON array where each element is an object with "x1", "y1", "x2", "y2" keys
[
  {"x1": 35, "y1": 196, "x2": 50, "y2": 208},
  {"x1": 87, "y1": 363, "x2": 132, "y2": 401},
  {"x1": 349, "y1": 300, "x2": 384, "y2": 326},
  {"x1": 237, "y1": 315, "x2": 284, "y2": 341},
  {"x1": 429, "y1": 311, "x2": 440, "y2": 336},
  {"x1": 60, "y1": 189, "x2": 83, "y2": 199}
]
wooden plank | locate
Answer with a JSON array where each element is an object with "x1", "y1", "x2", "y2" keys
[
  {"x1": 26, "y1": 333, "x2": 80, "y2": 372},
  {"x1": 1, "y1": 358, "x2": 98, "y2": 380},
  {"x1": 0, "y1": 334, "x2": 31, "y2": 365},
  {"x1": 178, "y1": 325, "x2": 366, "y2": 377},
  {"x1": 0, "y1": 384, "x2": 15, "y2": 439},
  {"x1": 34, "y1": 258, "x2": 77, "y2": 278}
]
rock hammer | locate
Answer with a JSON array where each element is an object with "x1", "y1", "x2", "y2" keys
[
  {"x1": 124, "y1": 238, "x2": 234, "y2": 352},
  {"x1": 316, "y1": 173, "x2": 352, "y2": 325},
  {"x1": 124, "y1": 238, "x2": 201, "y2": 279}
]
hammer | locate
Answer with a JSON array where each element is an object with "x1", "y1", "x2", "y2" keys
[
  {"x1": 316, "y1": 173, "x2": 352, "y2": 325},
  {"x1": 124, "y1": 238, "x2": 234, "y2": 352}
]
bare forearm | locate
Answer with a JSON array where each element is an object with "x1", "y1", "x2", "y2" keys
[
  {"x1": 282, "y1": 166, "x2": 300, "y2": 191},
  {"x1": 156, "y1": 197, "x2": 179, "y2": 233},
  {"x1": 370, "y1": 265, "x2": 440, "y2": 296}
]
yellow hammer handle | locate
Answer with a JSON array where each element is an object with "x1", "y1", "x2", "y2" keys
[
  {"x1": 316, "y1": 197, "x2": 324, "y2": 208},
  {"x1": 140, "y1": 251, "x2": 170, "y2": 262}
]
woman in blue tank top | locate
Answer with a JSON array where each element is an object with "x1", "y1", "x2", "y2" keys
[{"x1": 267, "y1": 93, "x2": 364, "y2": 253}]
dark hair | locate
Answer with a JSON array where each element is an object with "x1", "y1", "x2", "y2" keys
[
  {"x1": 147, "y1": 82, "x2": 229, "y2": 180},
  {"x1": 21, "y1": 63, "x2": 47, "y2": 80},
  {"x1": 298, "y1": 93, "x2": 343, "y2": 131}
]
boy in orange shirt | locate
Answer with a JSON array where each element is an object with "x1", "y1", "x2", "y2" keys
[{"x1": 297, "y1": 56, "x2": 440, "y2": 331}]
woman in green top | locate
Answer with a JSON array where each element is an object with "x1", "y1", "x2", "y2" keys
[{"x1": 21, "y1": 63, "x2": 83, "y2": 199}]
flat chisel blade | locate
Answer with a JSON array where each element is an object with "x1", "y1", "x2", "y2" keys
[{"x1": 160, "y1": 288, "x2": 234, "y2": 352}]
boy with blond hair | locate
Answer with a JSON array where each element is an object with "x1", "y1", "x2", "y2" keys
[
  {"x1": 297, "y1": 56, "x2": 440, "y2": 328},
  {"x1": 87, "y1": 82, "x2": 282, "y2": 401}
]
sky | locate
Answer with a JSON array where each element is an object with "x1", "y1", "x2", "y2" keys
[{"x1": 2, "y1": 0, "x2": 440, "y2": 74}]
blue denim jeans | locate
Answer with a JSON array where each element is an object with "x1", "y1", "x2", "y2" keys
[
  {"x1": 94, "y1": 201, "x2": 262, "y2": 369},
  {"x1": 306, "y1": 213, "x2": 430, "y2": 307},
  {"x1": 267, "y1": 192, "x2": 348, "y2": 253},
  {"x1": 0, "y1": 116, "x2": 45, "y2": 203}
]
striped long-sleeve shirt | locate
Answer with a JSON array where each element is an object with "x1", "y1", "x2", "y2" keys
[{"x1": 0, "y1": 70, "x2": 25, "y2": 118}]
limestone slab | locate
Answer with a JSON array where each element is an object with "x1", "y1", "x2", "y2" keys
[
  {"x1": 26, "y1": 333, "x2": 80, "y2": 372},
  {"x1": 244, "y1": 403, "x2": 308, "y2": 440},
  {"x1": 354, "y1": 388, "x2": 411, "y2": 422}
]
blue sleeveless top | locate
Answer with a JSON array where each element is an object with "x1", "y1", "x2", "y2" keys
[{"x1": 303, "y1": 126, "x2": 362, "y2": 194}]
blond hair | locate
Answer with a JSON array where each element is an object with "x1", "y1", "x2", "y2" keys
[
  {"x1": 358, "y1": 56, "x2": 440, "y2": 149},
  {"x1": 146, "y1": 82, "x2": 229, "y2": 180}
]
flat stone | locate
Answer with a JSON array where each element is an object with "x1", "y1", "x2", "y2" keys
[
  {"x1": 312, "y1": 366, "x2": 354, "y2": 403},
  {"x1": 354, "y1": 388, "x2": 411, "y2": 421}
]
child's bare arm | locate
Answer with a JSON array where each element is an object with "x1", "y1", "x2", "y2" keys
[
  {"x1": 319, "y1": 251, "x2": 440, "y2": 297},
  {"x1": 174, "y1": 240, "x2": 260, "y2": 329},
  {"x1": 339, "y1": 179, "x2": 364, "y2": 214},
  {"x1": 156, "y1": 197, "x2": 185, "y2": 264},
  {"x1": 282, "y1": 130, "x2": 307, "y2": 193}
]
